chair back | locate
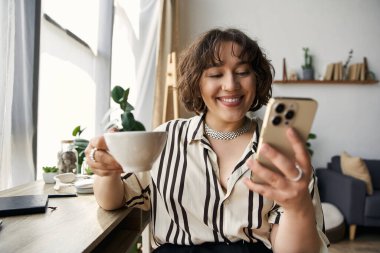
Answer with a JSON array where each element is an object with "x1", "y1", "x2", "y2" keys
[{"x1": 329, "y1": 155, "x2": 380, "y2": 190}]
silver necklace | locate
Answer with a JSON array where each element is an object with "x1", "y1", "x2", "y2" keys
[{"x1": 205, "y1": 118, "x2": 251, "y2": 140}]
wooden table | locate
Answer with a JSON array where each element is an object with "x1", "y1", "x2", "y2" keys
[{"x1": 0, "y1": 180, "x2": 149, "y2": 253}]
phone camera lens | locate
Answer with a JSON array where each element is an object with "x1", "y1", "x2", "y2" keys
[
  {"x1": 275, "y1": 103, "x2": 285, "y2": 113},
  {"x1": 272, "y1": 116, "x2": 282, "y2": 126},
  {"x1": 285, "y1": 110, "x2": 295, "y2": 120}
]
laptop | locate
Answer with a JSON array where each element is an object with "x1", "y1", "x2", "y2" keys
[{"x1": 0, "y1": 194, "x2": 49, "y2": 217}]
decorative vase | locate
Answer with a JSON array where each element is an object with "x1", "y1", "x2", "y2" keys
[
  {"x1": 57, "y1": 140, "x2": 78, "y2": 174},
  {"x1": 302, "y1": 68, "x2": 314, "y2": 80}
]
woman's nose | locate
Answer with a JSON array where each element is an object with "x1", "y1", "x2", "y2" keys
[{"x1": 222, "y1": 73, "x2": 240, "y2": 91}]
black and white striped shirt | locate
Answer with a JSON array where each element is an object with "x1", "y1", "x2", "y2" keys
[{"x1": 121, "y1": 115, "x2": 329, "y2": 250}]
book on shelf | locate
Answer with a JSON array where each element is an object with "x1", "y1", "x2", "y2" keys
[
  {"x1": 348, "y1": 64, "x2": 354, "y2": 80},
  {"x1": 359, "y1": 63, "x2": 366, "y2": 81},
  {"x1": 333, "y1": 62, "x2": 343, "y2": 81},
  {"x1": 348, "y1": 63, "x2": 366, "y2": 81},
  {"x1": 354, "y1": 63, "x2": 359, "y2": 80},
  {"x1": 348, "y1": 63, "x2": 359, "y2": 80},
  {"x1": 323, "y1": 63, "x2": 335, "y2": 81},
  {"x1": 324, "y1": 62, "x2": 344, "y2": 81},
  {"x1": 363, "y1": 57, "x2": 368, "y2": 80}
]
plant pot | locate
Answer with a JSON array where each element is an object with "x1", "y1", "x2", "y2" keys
[
  {"x1": 43, "y1": 172, "x2": 58, "y2": 184},
  {"x1": 302, "y1": 68, "x2": 314, "y2": 80}
]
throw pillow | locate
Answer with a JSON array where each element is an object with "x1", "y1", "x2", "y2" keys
[{"x1": 340, "y1": 151, "x2": 373, "y2": 195}]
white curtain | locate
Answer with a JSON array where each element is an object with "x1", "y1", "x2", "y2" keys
[
  {"x1": 0, "y1": 0, "x2": 36, "y2": 190},
  {"x1": 111, "y1": 0, "x2": 160, "y2": 130},
  {"x1": 0, "y1": 0, "x2": 15, "y2": 190}
]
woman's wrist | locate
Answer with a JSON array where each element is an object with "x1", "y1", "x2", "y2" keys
[
  {"x1": 284, "y1": 198, "x2": 315, "y2": 221},
  {"x1": 93, "y1": 174, "x2": 125, "y2": 210}
]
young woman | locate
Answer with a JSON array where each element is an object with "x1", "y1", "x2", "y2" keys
[{"x1": 85, "y1": 28, "x2": 329, "y2": 253}]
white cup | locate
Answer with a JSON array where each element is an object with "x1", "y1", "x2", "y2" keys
[{"x1": 104, "y1": 131, "x2": 167, "y2": 173}]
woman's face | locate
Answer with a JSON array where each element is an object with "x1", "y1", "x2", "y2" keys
[{"x1": 199, "y1": 41, "x2": 256, "y2": 127}]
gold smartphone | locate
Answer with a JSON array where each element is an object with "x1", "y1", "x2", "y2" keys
[{"x1": 253, "y1": 97, "x2": 318, "y2": 183}]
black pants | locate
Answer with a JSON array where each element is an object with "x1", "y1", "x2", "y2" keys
[{"x1": 153, "y1": 240, "x2": 273, "y2": 253}]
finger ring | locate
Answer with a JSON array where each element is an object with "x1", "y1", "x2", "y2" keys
[
  {"x1": 89, "y1": 148, "x2": 98, "y2": 162},
  {"x1": 289, "y1": 164, "x2": 304, "y2": 182}
]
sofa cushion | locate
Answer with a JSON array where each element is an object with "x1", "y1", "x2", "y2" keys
[
  {"x1": 330, "y1": 156, "x2": 342, "y2": 173},
  {"x1": 365, "y1": 160, "x2": 380, "y2": 190},
  {"x1": 340, "y1": 151, "x2": 373, "y2": 195},
  {"x1": 365, "y1": 191, "x2": 380, "y2": 218}
]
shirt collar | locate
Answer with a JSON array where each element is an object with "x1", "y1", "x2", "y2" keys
[{"x1": 187, "y1": 113, "x2": 206, "y2": 144}]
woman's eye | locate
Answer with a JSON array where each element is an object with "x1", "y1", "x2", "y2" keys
[
  {"x1": 236, "y1": 71, "x2": 250, "y2": 76},
  {"x1": 208, "y1": 73, "x2": 222, "y2": 78}
]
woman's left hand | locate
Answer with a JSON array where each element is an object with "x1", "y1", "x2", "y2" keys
[{"x1": 244, "y1": 127, "x2": 312, "y2": 211}]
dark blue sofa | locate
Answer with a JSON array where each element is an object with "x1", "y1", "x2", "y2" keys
[{"x1": 316, "y1": 156, "x2": 380, "y2": 240}]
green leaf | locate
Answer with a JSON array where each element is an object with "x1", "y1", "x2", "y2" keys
[
  {"x1": 42, "y1": 166, "x2": 58, "y2": 173},
  {"x1": 123, "y1": 88, "x2": 130, "y2": 102},
  {"x1": 72, "y1": 126, "x2": 86, "y2": 137},
  {"x1": 133, "y1": 121, "x2": 145, "y2": 131},
  {"x1": 121, "y1": 112, "x2": 135, "y2": 131},
  {"x1": 78, "y1": 150, "x2": 85, "y2": 157},
  {"x1": 120, "y1": 88, "x2": 131, "y2": 111},
  {"x1": 111, "y1": 86, "x2": 146, "y2": 132},
  {"x1": 125, "y1": 102, "x2": 134, "y2": 113},
  {"x1": 85, "y1": 167, "x2": 94, "y2": 175},
  {"x1": 72, "y1": 125, "x2": 81, "y2": 137},
  {"x1": 120, "y1": 112, "x2": 145, "y2": 131},
  {"x1": 308, "y1": 133, "x2": 317, "y2": 139},
  {"x1": 111, "y1": 86, "x2": 125, "y2": 104}
]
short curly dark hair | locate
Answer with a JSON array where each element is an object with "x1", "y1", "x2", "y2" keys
[{"x1": 177, "y1": 28, "x2": 274, "y2": 114}]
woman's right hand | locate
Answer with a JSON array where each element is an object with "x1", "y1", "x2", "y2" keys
[{"x1": 85, "y1": 135, "x2": 123, "y2": 177}]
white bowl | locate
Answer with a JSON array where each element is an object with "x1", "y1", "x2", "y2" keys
[
  {"x1": 54, "y1": 172, "x2": 76, "y2": 183},
  {"x1": 104, "y1": 131, "x2": 167, "y2": 173}
]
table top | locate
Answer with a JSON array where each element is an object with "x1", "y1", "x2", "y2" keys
[{"x1": 0, "y1": 180, "x2": 133, "y2": 253}]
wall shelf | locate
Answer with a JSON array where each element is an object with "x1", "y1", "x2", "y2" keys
[{"x1": 273, "y1": 80, "x2": 378, "y2": 85}]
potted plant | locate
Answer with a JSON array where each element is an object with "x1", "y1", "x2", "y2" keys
[
  {"x1": 72, "y1": 125, "x2": 89, "y2": 174},
  {"x1": 42, "y1": 166, "x2": 59, "y2": 184},
  {"x1": 110, "y1": 85, "x2": 145, "y2": 131},
  {"x1": 302, "y1": 47, "x2": 314, "y2": 80},
  {"x1": 84, "y1": 166, "x2": 94, "y2": 175}
]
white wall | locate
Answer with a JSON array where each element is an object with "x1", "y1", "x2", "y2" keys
[{"x1": 179, "y1": 0, "x2": 380, "y2": 167}]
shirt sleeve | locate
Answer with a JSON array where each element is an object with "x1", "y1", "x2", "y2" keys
[
  {"x1": 121, "y1": 171, "x2": 151, "y2": 210},
  {"x1": 268, "y1": 171, "x2": 330, "y2": 251}
]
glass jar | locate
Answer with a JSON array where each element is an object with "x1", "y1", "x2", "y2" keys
[{"x1": 57, "y1": 140, "x2": 78, "y2": 174}]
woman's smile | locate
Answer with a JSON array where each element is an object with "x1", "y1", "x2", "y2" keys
[{"x1": 217, "y1": 95, "x2": 244, "y2": 107}]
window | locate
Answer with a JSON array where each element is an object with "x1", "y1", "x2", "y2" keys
[
  {"x1": 37, "y1": 0, "x2": 159, "y2": 178},
  {"x1": 37, "y1": 0, "x2": 111, "y2": 176}
]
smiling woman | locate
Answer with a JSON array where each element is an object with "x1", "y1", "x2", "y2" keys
[{"x1": 87, "y1": 28, "x2": 329, "y2": 253}]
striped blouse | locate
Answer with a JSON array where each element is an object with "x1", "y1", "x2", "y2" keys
[{"x1": 121, "y1": 114, "x2": 329, "y2": 250}]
